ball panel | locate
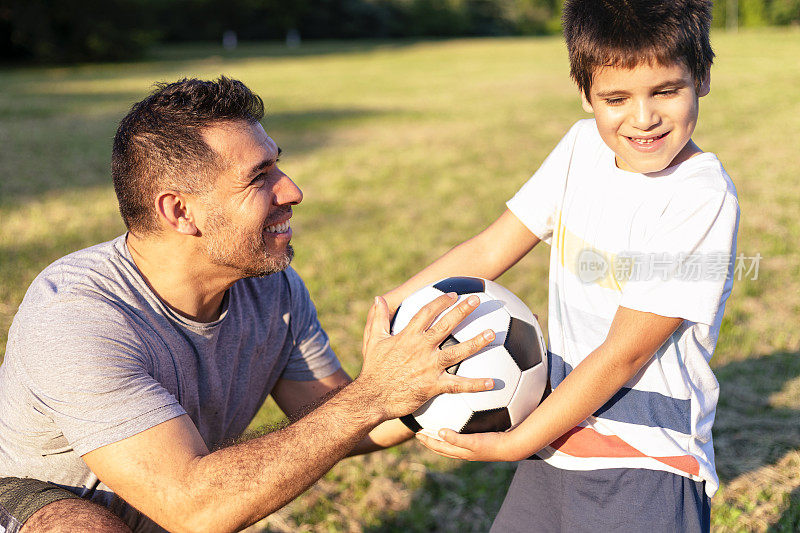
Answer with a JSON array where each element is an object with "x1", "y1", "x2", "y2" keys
[
  {"x1": 507, "y1": 363, "x2": 549, "y2": 427},
  {"x1": 390, "y1": 285, "x2": 447, "y2": 334},
  {"x1": 451, "y1": 298, "x2": 510, "y2": 346},
  {"x1": 461, "y1": 407, "x2": 512, "y2": 434},
  {"x1": 400, "y1": 414, "x2": 422, "y2": 433},
  {"x1": 433, "y1": 276, "x2": 485, "y2": 295},
  {"x1": 504, "y1": 316, "x2": 546, "y2": 371},
  {"x1": 483, "y1": 279, "x2": 537, "y2": 323},
  {"x1": 413, "y1": 392, "x2": 474, "y2": 434},
  {"x1": 458, "y1": 346, "x2": 521, "y2": 411}
]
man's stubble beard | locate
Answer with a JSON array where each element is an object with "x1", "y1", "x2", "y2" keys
[{"x1": 204, "y1": 205, "x2": 294, "y2": 278}]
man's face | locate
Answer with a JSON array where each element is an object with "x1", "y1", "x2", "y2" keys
[
  {"x1": 581, "y1": 60, "x2": 710, "y2": 174},
  {"x1": 199, "y1": 121, "x2": 302, "y2": 278}
]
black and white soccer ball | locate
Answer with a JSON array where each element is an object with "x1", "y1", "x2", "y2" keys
[{"x1": 391, "y1": 276, "x2": 548, "y2": 439}]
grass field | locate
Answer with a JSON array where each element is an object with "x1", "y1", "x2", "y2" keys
[{"x1": 1, "y1": 29, "x2": 799, "y2": 532}]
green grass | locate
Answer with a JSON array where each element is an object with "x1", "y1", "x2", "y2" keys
[{"x1": 1, "y1": 29, "x2": 799, "y2": 532}]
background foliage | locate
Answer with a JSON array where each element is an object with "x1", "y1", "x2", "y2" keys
[
  {"x1": 1, "y1": 29, "x2": 799, "y2": 531},
  {"x1": 2, "y1": 0, "x2": 799, "y2": 62}
]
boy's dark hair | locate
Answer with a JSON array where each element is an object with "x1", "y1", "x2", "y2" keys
[
  {"x1": 562, "y1": 0, "x2": 714, "y2": 98},
  {"x1": 112, "y1": 76, "x2": 265, "y2": 233}
]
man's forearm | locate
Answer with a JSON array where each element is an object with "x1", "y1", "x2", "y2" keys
[{"x1": 183, "y1": 379, "x2": 384, "y2": 532}]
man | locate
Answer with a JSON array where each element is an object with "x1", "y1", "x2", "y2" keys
[{"x1": 0, "y1": 77, "x2": 495, "y2": 532}]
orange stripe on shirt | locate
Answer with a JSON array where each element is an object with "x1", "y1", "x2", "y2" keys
[{"x1": 551, "y1": 426, "x2": 700, "y2": 477}]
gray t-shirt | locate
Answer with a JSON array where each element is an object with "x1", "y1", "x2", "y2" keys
[{"x1": 0, "y1": 235, "x2": 341, "y2": 531}]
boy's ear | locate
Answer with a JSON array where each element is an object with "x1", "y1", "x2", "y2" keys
[
  {"x1": 580, "y1": 91, "x2": 594, "y2": 113},
  {"x1": 698, "y1": 70, "x2": 711, "y2": 97}
]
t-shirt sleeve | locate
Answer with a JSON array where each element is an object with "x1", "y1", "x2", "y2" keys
[
  {"x1": 280, "y1": 268, "x2": 342, "y2": 381},
  {"x1": 17, "y1": 294, "x2": 186, "y2": 456},
  {"x1": 506, "y1": 121, "x2": 582, "y2": 243},
  {"x1": 619, "y1": 184, "x2": 740, "y2": 326}
]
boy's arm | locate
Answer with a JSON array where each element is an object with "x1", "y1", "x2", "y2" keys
[
  {"x1": 383, "y1": 209, "x2": 541, "y2": 311},
  {"x1": 416, "y1": 306, "x2": 683, "y2": 461}
]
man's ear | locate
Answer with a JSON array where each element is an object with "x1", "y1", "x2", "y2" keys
[
  {"x1": 154, "y1": 191, "x2": 198, "y2": 235},
  {"x1": 698, "y1": 70, "x2": 711, "y2": 97},
  {"x1": 580, "y1": 90, "x2": 594, "y2": 113}
]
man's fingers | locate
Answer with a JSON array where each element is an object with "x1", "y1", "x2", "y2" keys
[
  {"x1": 403, "y1": 292, "x2": 458, "y2": 333},
  {"x1": 438, "y1": 374, "x2": 495, "y2": 395},
  {"x1": 425, "y1": 294, "x2": 481, "y2": 341},
  {"x1": 438, "y1": 329, "x2": 495, "y2": 369}
]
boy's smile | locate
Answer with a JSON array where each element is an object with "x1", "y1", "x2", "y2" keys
[{"x1": 581, "y1": 61, "x2": 710, "y2": 174}]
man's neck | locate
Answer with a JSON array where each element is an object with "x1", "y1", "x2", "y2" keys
[{"x1": 126, "y1": 232, "x2": 237, "y2": 323}]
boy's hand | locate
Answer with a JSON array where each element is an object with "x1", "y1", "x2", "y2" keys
[{"x1": 415, "y1": 428, "x2": 526, "y2": 462}]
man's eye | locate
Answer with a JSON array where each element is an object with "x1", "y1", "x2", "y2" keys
[{"x1": 252, "y1": 173, "x2": 267, "y2": 185}]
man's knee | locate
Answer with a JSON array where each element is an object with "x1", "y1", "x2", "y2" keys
[
  {"x1": 0, "y1": 477, "x2": 130, "y2": 533},
  {"x1": 22, "y1": 498, "x2": 131, "y2": 533}
]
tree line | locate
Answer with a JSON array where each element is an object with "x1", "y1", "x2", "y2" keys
[{"x1": 1, "y1": 0, "x2": 798, "y2": 63}]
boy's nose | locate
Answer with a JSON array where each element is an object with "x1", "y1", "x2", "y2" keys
[
  {"x1": 273, "y1": 172, "x2": 303, "y2": 206},
  {"x1": 631, "y1": 100, "x2": 660, "y2": 130}
]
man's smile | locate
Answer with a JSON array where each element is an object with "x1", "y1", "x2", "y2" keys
[{"x1": 265, "y1": 220, "x2": 291, "y2": 234}]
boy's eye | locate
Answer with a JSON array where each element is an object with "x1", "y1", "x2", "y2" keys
[
  {"x1": 605, "y1": 97, "x2": 625, "y2": 106},
  {"x1": 656, "y1": 89, "x2": 678, "y2": 97}
]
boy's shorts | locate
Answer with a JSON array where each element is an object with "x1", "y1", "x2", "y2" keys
[
  {"x1": 491, "y1": 459, "x2": 710, "y2": 533},
  {"x1": 0, "y1": 477, "x2": 79, "y2": 533}
]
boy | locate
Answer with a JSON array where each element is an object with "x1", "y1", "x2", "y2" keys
[{"x1": 383, "y1": 0, "x2": 739, "y2": 531}]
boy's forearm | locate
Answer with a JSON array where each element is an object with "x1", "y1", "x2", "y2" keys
[
  {"x1": 384, "y1": 210, "x2": 540, "y2": 310},
  {"x1": 508, "y1": 342, "x2": 654, "y2": 458},
  {"x1": 347, "y1": 418, "x2": 415, "y2": 456},
  {"x1": 507, "y1": 310, "x2": 684, "y2": 459}
]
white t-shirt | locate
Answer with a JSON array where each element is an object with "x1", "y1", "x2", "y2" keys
[{"x1": 507, "y1": 119, "x2": 739, "y2": 496}]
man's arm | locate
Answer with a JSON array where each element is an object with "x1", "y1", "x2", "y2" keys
[
  {"x1": 383, "y1": 209, "x2": 541, "y2": 311},
  {"x1": 271, "y1": 370, "x2": 414, "y2": 456},
  {"x1": 415, "y1": 306, "x2": 684, "y2": 461},
  {"x1": 82, "y1": 293, "x2": 495, "y2": 533}
]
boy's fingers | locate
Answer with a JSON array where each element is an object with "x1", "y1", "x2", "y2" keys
[
  {"x1": 438, "y1": 329, "x2": 495, "y2": 368},
  {"x1": 365, "y1": 296, "x2": 390, "y2": 340},
  {"x1": 425, "y1": 295, "x2": 480, "y2": 341},
  {"x1": 404, "y1": 292, "x2": 458, "y2": 333},
  {"x1": 416, "y1": 432, "x2": 472, "y2": 460},
  {"x1": 438, "y1": 428, "x2": 475, "y2": 448}
]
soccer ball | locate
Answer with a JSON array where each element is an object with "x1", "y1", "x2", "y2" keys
[{"x1": 391, "y1": 276, "x2": 548, "y2": 439}]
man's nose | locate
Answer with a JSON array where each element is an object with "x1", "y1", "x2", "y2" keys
[
  {"x1": 631, "y1": 99, "x2": 660, "y2": 130},
  {"x1": 273, "y1": 172, "x2": 303, "y2": 206}
]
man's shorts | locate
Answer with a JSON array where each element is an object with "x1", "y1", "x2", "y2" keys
[
  {"x1": 490, "y1": 459, "x2": 711, "y2": 533},
  {"x1": 0, "y1": 477, "x2": 79, "y2": 533}
]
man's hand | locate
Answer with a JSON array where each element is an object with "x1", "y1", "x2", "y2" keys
[{"x1": 357, "y1": 293, "x2": 496, "y2": 421}]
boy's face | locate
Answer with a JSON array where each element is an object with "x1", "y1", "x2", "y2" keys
[{"x1": 581, "y1": 60, "x2": 710, "y2": 174}]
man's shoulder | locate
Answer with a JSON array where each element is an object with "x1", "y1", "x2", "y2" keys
[
  {"x1": 16, "y1": 234, "x2": 149, "y2": 329},
  {"x1": 28, "y1": 235, "x2": 129, "y2": 298}
]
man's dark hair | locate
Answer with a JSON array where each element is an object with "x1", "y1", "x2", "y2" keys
[
  {"x1": 112, "y1": 76, "x2": 265, "y2": 233},
  {"x1": 562, "y1": 0, "x2": 715, "y2": 98}
]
